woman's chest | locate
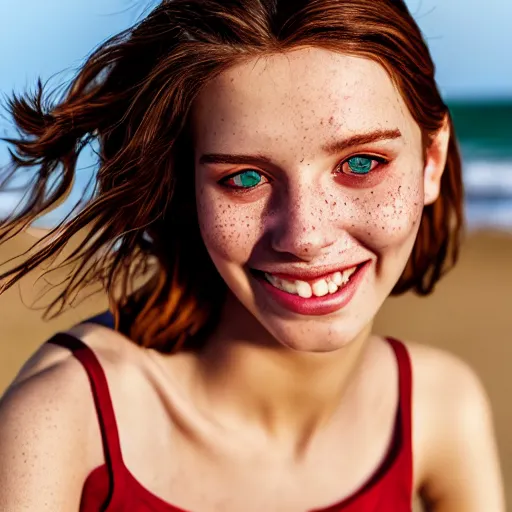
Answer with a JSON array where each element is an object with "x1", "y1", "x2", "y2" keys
[
  {"x1": 85, "y1": 343, "x2": 419, "y2": 511},
  {"x1": 106, "y1": 404, "x2": 409, "y2": 512}
]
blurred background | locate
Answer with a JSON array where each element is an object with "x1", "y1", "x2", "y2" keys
[
  {"x1": 0, "y1": 0, "x2": 511, "y2": 509},
  {"x1": 1, "y1": 0, "x2": 512, "y2": 229}
]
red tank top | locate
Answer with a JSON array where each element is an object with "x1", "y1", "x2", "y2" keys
[{"x1": 47, "y1": 330, "x2": 413, "y2": 511}]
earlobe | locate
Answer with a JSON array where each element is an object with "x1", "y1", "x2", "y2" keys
[{"x1": 423, "y1": 115, "x2": 451, "y2": 205}]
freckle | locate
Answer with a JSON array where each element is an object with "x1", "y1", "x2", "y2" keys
[
  {"x1": 325, "y1": 199, "x2": 328, "y2": 204},
  {"x1": 312, "y1": 226, "x2": 316, "y2": 230},
  {"x1": 246, "y1": 224, "x2": 249, "y2": 227},
  {"x1": 377, "y1": 204, "x2": 380, "y2": 207},
  {"x1": 344, "y1": 202, "x2": 347, "y2": 206}
]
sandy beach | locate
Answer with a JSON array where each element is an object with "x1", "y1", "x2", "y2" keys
[{"x1": 1, "y1": 227, "x2": 511, "y2": 507}]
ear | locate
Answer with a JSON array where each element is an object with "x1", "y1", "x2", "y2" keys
[{"x1": 423, "y1": 114, "x2": 451, "y2": 205}]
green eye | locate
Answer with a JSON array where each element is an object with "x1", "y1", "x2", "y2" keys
[
  {"x1": 229, "y1": 170, "x2": 262, "y2": 188},
  {"x1": 346, "y1": 156, "x2": 374, "y2": 174}
]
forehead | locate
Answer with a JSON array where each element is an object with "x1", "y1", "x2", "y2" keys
[{"x1": 191, "y1": 47, "x2": 419, "y2": 149}]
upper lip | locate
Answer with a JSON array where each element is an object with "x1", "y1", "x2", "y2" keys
[{"x1": 252, "y1": 261, "x2": 369, "y2": 282}]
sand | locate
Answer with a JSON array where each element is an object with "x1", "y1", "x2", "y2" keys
[{"x1": 1, "y1": 227, "x2": 511, "y2": 507}]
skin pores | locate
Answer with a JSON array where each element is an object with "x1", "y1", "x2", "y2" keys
[{"x1": 190, "y1": 47, "x2": 427, "y2": 352}]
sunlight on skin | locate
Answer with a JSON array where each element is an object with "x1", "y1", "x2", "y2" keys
[{"x1": 190, "y1": 47, "x2": 442, "y2": 354}]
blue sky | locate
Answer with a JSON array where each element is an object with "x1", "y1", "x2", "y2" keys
[
  {"x1": 1, "y1": 0, "x2": 510, "y2": 225},
  {"x1": 1, "y1": 0, "x2": 510, "y2": 101}
]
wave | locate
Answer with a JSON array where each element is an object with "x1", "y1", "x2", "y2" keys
[
  {"x1": 2, "y1": 160, "x2": 512, "y2": 230},
  {"x1": 0, "y1": 192, "x2": 24, "y2": 220},
  {"x1": 465, "y1": 201, "x2": 512, "y2": 229},
  {"x1": 464, "y1": 159, "x2": 512, "y2": 197}
]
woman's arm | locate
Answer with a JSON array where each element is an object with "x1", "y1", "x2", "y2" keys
[
  {"x1": 419, "y1": 353, "x2": 505, "y2": 511},
  {"x1": 0, "y1": 345, "x2": 95, "y2": 511}
]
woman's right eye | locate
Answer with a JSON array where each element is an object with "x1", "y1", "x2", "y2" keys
[{"x1": 221, "y1": 170, "x2": 268, "y2": 189}]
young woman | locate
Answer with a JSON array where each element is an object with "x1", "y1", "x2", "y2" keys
[{"x1": 0, "y1": 1, "x2": 505, "y2": 510}]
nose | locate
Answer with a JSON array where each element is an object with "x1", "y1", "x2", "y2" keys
[{"x1": 269, "y1": 185, "x2": 336, "y2": 260}]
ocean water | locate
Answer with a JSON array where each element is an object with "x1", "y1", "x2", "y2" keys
[
  {"x1": 450, "y1": 100, "x2": 512, "y2": 229},
  {"x1": 0, "y1": 100, "x2": 511, "y2": 231}
]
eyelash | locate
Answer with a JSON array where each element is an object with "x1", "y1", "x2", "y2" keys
[
  {"x1": 219, "y1": 154, "x2": 389, "y2": 190},
  {"x1": 335, "y1": 154, "x2": 388, "y2": 177}
]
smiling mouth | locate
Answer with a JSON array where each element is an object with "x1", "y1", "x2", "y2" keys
[{"x1": 251, "y1": 264, "x2": 363, "y2": 299}]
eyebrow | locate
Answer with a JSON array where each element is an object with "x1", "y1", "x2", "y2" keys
[
  {"x1": 321, "y1": 128, "x2": 402, "y2": 154},
  {"x1": 198, "y1": 128, "x2": 402, "y2": 166}
]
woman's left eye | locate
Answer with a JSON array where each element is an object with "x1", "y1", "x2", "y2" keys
[
  {"x1": 339, "y1": 155, "x2": 386, "y2": 175},
  {"x1": 222, "y1": 170, "x2": 267, "y2": 189}
]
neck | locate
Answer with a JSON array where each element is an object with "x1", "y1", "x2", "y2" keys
[{"x1": 193, "y1": 295, "x2": 373, "y2": 452}]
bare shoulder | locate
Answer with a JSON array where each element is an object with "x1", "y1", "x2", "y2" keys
[
  {"x1": 10, "y1": 322, "x2": 140, "y2": 386},
  {"x1": 403, "y1": 340, "x2": 487, "y2": 407},
  {"x1": 0, "y1": 323, "x2": 143, "y2": 511},
  {"x1": 402, "y1": 340, "x2": 505, "y2": 511},
  {"x1": 0, "y1": 337, "x2": 95, "y2": 510}
]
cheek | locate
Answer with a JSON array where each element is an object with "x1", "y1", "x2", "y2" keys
[
  {"x1": 352, "y1": 171, "x2": 424, "y2": 249},
  {"x1": 196, "y1": 185, "x2": 264, "y2": 263}
]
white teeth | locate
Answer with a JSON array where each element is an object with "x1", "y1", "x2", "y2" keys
[
  {"x1": 328, "y1": 281, "x2": 338, "y2": 294},
  {"x1": 295, "y1": 280, "x2": 313, "y2": 298},
  {"x1": 280, "y1": 279, "x2": 298, "y2": 294},
  {"x1": 342, "y1": 266, "x2": 357, "y2": 283},
  {"x1": 332, "y1": 271, "x2": 343, "y2": 286},
  {"x1": 263, "y1": 265, "x2": 359, "y2": 298},
  {"x1": 312, "y1": 280, "x2": 329, "y2": 297}
]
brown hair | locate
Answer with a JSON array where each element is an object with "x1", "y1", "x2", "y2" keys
[{"x1": 0, "y1": 0, "x2": 464, "y2": 352}]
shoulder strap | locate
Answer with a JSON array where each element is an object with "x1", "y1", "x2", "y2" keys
[
  {"x1": 47, "y1": 332, "x2": 125, "y2": 476},
  {"x1": 385, "y1": 337, "x2": 413, "y2": 489}
]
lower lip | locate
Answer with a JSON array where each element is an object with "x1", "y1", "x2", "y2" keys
[{"x1": 253, "y1": 261, "x2": 370, "y2": 316}]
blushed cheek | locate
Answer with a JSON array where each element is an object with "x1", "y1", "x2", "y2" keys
[
  {"x1": 196, "y1": 186, "x2": 264, "y2": 263},
  {"x1": 352, "y1": 176, "x2": 424, "y2": 250}
]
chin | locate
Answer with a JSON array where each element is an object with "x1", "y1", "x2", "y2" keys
[{"x1": 256, "y1": 309, "x2": 374, "y2": 353}]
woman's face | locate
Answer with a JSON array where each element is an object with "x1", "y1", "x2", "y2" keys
[{"x1": 190, "y1": 47, "x2": 445, "y2": 352}]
